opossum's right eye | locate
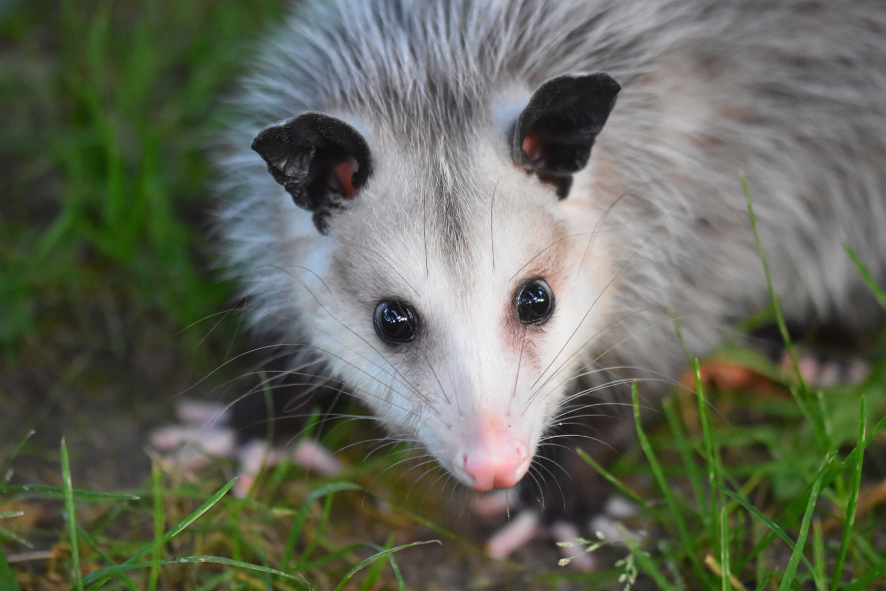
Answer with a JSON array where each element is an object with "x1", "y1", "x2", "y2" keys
[
  {"x1": 515, "y1": 279, "x2": 555, "y2": 326},
  {"x1": 374, "y1": 301, "x2": 417, "y2": 344}
]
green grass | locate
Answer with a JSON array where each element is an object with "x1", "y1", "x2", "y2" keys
[
  {"x1": 3, "y1": 330, "x2": 883, "y2": 589},
  {"x1": 2, "y1": 1, "x2": 885, "y2": 590},
  {"x1": 0, "y1": 0, "x2": 285, "y2": 354},
  {"x1": 1, "y1": 427, "x2": 445, "y2": 590},
  {"x1": 581, "y1": 367, "x2": 886, "y2": 590},
  {"x1": 560, "y1": 184, "x2": 886, "y2": 590}
]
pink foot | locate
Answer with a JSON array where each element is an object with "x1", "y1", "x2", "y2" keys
[
  {"x1": 484, "y1": 510, "x2": 541, "y2": 560},
  {"x1": 782, "y1": 352, "x2": 870, "y2": 387},
  {"x1": 482, "y1": 494, "x2": 639, "y2": 569},
  {"x1": 150, "y1": 398, "x2": 344, "y2": 497}
]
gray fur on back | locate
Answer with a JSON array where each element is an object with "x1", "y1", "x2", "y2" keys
[{"x1": 217, "y1": 0, "x2": 886, "y2": 438}]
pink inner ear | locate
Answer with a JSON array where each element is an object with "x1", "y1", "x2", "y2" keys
[
  {"x1": 334, "y1": 160, "x2": 357, "y2": 198},
  {"x1": 521, "y1": 133, "x2": 545, "y2": 167}
]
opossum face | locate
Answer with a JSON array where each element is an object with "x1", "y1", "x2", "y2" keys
[{"x1": 252, "y1": 73, "x2": 620, "y2": 491}]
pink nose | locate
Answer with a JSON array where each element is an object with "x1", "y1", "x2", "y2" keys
[{"x1": 456, "y1": 428, "x2": 530, "y2": 491}]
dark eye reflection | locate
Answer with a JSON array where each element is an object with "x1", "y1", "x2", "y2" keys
[
  {"x1": 515, "y1": 279, "x2": 555, "y2": 325},
  {"x1": 373, "y1": 300, "x2": 417, "y2": 343}
]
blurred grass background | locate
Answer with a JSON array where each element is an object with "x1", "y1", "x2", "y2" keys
[
  {"x1": 0, "y1": 0, "x2": 284, "y2": 357},
  {"x1": 0, "y1": 0, "x2": 293, "y2": 514},
  {"x1": 0, "y1": 0, "x2": 292, "y2": 477}
]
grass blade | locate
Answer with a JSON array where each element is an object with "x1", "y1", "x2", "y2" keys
[
  {"x1": 713, "y1": 484, "x2": 814, "y2": 574},
  {"x1": 842, "y1": 558, "x2": 886, "y2": 591},
  {"x1": 813, "y1": 519, "x2": 825, "y2": 591},
  {"x1": 74, "y1": 523, "x2": 138, "y2": 591},
  {"x1": 1, "y1": 486, "x2": 139, "y2": 501},
  {"x1": 300, "y1": 543, "x2": 365, "y2": 570},
  {"x1": 741, "y1": 403, "x2": 886, "y2": 568},
  {"x1": 0, "y1": 430, "x2": 34, "y2": 493},
  {"x1": 694, "y1": 360, "x2": 722, "y2": 562},
  {"x1": 720, "y1": 495, "x2": 731, "y2": 591},
  {"x1": 742, "y1": 171, "x2": 801, "y2": 389},
  {"x1": 331, "y1": 540, "x2": 441, "y2": 591},
  {"x1": 0, "y1": 546, "x2": 21, "y2": 591},
  {"x1": 297, "y1": 487, "x2": 337, "y2": 568},
  {"x1": 844, "y1": 244, "x2": 886, "y2": 311},
  {"x1": 0, "y1": 512, "x2": 31, "y2": 548},
  {"x1": 129, "y1": 477, "x2": 238, "y2": 564},
  {"x1": 632, "y1": 383, "x2": 710, "y2": 586},
  {"x1": 742, "y1": 172, "x2": 826, "y2": 449},
  {"x1": 61, "y1": 439, "x2": 83, "y2": 591},
  {"x1": 360, "y1": 536, "x2": 394, "y2": 591},
  {"x1": 81, "y1": 477, "x2": 238, "y2": 588},
  {"x1": 662, "y1": 397, "x2": 708, "y2": 517},
  {"x1": 281, "y1": 481, "x2": 362, "y2": 571},
  {"x1": 83, "y1": 556, "x2": 311, "y2": 590},
  {"x1": 386, "y1": 553, "x2": 407, "y2": 591},
  {"x1": 149, "y1": 458, "x2": 163, "y2": 591},
  {"x1": 705, "y1": 555, "x2": 747, "y2": 591},
  {"x1": 576, "y1": 449, "x2": 655, "y2": 514},
  {"x1": 830, "y1": 396, "x2": 866, "y2": 591},
  {"x1": 777, "y1": 468, "x2": 825, "y2": 591},
  {"x1": 0, "y1": 526, "x2": 29, "y2": 549}
]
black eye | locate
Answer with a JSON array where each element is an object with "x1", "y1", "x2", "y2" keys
[
  {"x1": 373, "y1": 301, "x2": 417, "y2": 343},
  {"x1": 515, "y1": 279, "x2": 555, "y2": 326}
]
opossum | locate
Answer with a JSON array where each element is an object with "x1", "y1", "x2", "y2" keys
[{"x1": 217, "y1": 0, "x2": 886, "y2": 522}]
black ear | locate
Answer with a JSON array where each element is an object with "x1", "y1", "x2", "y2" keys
[
  {"x1": 252, "y1": 112, "x2": 372, "y2": 234},
  {"x1": 512, "y1": 72, "x2": 620, "y2": 199}
]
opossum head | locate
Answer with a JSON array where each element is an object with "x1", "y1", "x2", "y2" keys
[{"x1": 252, "y1": 72, "x2": 620, "y2": 491}]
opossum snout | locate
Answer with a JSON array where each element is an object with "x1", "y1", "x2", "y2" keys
[{"x1": 453, "y1": 419, "x2": 531, "y2": 491}]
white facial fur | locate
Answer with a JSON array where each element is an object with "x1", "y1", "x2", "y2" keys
[{"x1": 271, "y1": 115, "x2": 615, "y2": 487}]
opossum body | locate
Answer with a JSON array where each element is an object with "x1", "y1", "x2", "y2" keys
[{"x1": 219, "y1": 0, "x2": 886, "y2": 506}]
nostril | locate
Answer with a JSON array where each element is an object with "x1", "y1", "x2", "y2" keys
[{"x1": 515, "y1": 440, "x2": 528, "y2": 460}]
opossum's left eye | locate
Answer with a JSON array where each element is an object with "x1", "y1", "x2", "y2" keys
[
  {"x1": 515, "y1": 279, "x2": 555, "y2": 326},
  {"x1": 374, "y1": 301, "x2": 417, "y2": 343}
]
